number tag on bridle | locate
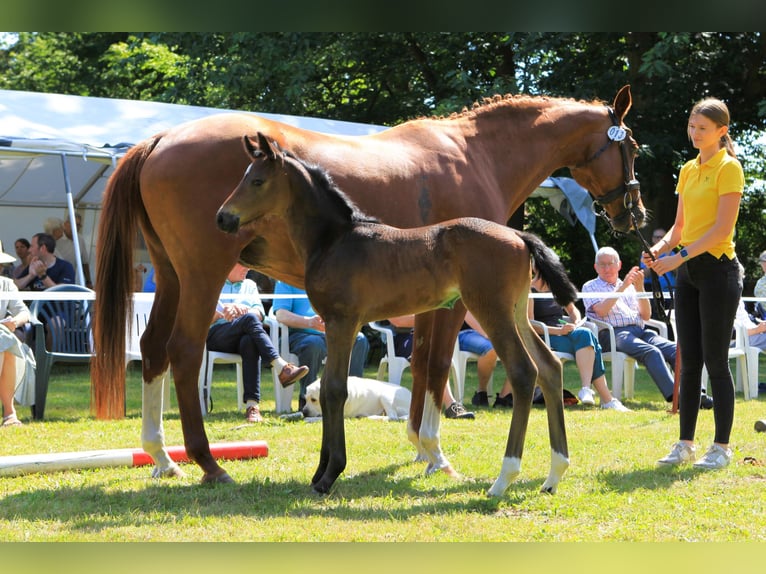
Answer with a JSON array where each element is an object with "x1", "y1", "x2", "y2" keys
[{"x1": 607, "y1": 126, "x2": 627, "y2": 142}]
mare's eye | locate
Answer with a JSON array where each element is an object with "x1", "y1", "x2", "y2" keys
[{"x1": 251, "y1": 178, "x2": 264, "y2": 187}]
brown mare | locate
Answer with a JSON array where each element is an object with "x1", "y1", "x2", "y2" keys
[
  {"x1": 218, "y1": 133, "x2": 583, "y2": 494},
  {"x1": 93, "y1": 85, "x2": 643, "y2": 487}
]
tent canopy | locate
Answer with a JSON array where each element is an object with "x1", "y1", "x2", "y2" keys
[{"x1": 0, "y1": 89, "x2": 385, "y2": 210}]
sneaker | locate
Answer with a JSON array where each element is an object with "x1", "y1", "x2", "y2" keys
[
  {"x1": 493, "y1": 393, "x2": 513, "y2": 409},
  {"x1": 700, "y1": 392, "x2": 714, "y2": 410},
  {"x1": 278, "y1": 363, "x2": 310, "y2": 388},
  {"x1": 444, "y1": 402, "x2": 475, "y2": 420},
  {"x1": 471, "y1": 390, "x2": 489, "y2": 407},
  {"x1": 693, "y1": 444, "x2": 732, "y2": 470},
  {"x1": 601, "y1": 399, "x2": 631, "y2": 412},
  {"x1": 578, "y1": 387, "x2": 596, "y2": 406},
  {"x1": 245, "y1": 404, "x2": 263, "y2": 423},
  {"x1": 657, "y1": 441, "x2": 696, "y2": 466},
  {"x1": 755, "y1": 420, "x2": 766, "y2": 433}
]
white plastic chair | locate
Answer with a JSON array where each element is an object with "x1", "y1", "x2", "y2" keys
[
  {"x1": 264, "y1": 310, "x2": 299, "y2": 413},
  {"x1": 370, "y1": 321, "x2": 474, "y2": 403},
  {"x1": 450, "y1": 337, "x2": 490, "y2": 404},
  {"x1": 368, "y1": 321, "x2": 409, "y2": 385},
  {"x1": 198, "y1": 346, "x2": 244, "y2": 415},
  {"x1": 702, "y1": 319, "x2": 754, "y2": 399},
  {"x1": 586, "y1": 317, "x2": 669, "y2": 400}
]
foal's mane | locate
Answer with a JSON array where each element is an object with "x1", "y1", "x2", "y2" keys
[{"x1": 283, "y1": 150, "x2": 379, "y2": 225}]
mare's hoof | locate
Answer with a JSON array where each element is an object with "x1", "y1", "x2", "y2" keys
[
  {"x1": 539, "y1": 485, "x2": 556, "y2": 495},
  {"x1": 440, "y1": 465, "x2": 461, "y2": 479},
  {"x1": 201, "y1": 470, "x2": 235, "y2": 484},
  {"x1": 151, "y1": 463, "x2": 186, "y2": 479}
]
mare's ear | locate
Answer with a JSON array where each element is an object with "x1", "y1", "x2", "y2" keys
[{"x1": 613, "y1": 85, "x2": 632, "y2": 121}]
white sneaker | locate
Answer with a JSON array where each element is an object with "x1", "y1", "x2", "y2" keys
[
  {"x1": 577, "y1": 387, "x2": 596, "y2": 406},
  {"x1": 693, "y1": 444, "x2": 732, "y2": 470},
  {"x1": 657, "y1": 441, "x2": 696, "y2": 466},
  {"x1": 601, "y1": 399, "x2": 631, "y2": 412}
]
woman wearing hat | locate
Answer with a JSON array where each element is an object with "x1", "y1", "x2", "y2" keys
[{"x1": 0, "y1": 240, "x2": 32, "y2": 427}]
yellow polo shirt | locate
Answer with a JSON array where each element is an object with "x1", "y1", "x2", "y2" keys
[{"x1": 676, "y1": 147, "x2": 744, "y2": 259}]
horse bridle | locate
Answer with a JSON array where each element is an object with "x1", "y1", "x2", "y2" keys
[
  {"x1": 579, "y1": 107, "x2": 673, "y2": 328},
  {"x1": 576, "y1": 107, "x2": 641, "y2": 232}
]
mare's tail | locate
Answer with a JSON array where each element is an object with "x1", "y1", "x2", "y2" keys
[
  {"x1": 92, "y1": 137, "x2": 160, "y2": 419},
  {"x1": 518, "y1": 231, "x2": 578, "y2": 306}
]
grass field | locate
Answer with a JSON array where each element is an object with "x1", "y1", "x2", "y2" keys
[{"x1": 2, "y1": 357, "x2": 765, "y2": 543}]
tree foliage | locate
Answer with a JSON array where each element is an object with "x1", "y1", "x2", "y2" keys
[{"x1": 1, "y1": 32, "x2": 763, "y2": 289}]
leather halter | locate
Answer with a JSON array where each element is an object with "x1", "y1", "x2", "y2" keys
[{"x1": 578, "y1": 107, "x2": 641, "y2": 231}]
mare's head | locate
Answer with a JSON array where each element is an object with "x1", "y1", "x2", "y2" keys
[
  {"x1": 569, "y1": 85, "x2": 644, "y2": 233},
  {"x1": 218, "y1": 132, "x2": 374, "y2": 235}
]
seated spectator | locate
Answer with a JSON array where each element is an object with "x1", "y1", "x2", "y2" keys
[
  {"x1": 387, "y1": 314, "x2": 475, "y2": 419},
  {"x1": 12, "y1": 238, "x2": 31, "y2": 280},
  {"x1": 530, "y1": 270, "x2": 629, "y2": 411},
  {"x1": 582, "y1": 246, "x2": 712, "y2": 408},
  {"x1": 272, "y1": 281, "x2": 369, "y2": 411},
  {"x1": 207, "y1": 264, "x2": 308, "y2": 422},
  {"x1": 57, "y1": 212, "x2": 92, "y2": 287},
  {"x1": 1, "y1": 247, "x2": 33, "y2": 427},
  {"x1": 13, "y1": 233, "x2": 75, "y2": 292}
]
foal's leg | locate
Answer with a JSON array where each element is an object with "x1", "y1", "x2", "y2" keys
[
  {"x1": 310, "y1": 320, "x2": 356, "y2": 494},
  {"x1": 520, "y1": 323, "x2": 569, "y2": 494}
]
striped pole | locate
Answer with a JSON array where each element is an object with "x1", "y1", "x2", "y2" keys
[{"x1": 0, "y1": 440, "x2": 268, "y2": 477}]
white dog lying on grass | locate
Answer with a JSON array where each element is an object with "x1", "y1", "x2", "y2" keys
[{"x1": 301, "y1": 377, "x2": 411, "y2": 421}]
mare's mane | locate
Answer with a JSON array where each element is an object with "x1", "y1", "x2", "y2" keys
[
  {"x1": 282, "y1": 149, "x2": 379, "y2": 225},
  {"x1": 417, "y1": 93, "x2": 607, "y2": 122}
]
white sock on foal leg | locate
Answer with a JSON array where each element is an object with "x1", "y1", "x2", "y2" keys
[{"x1": 141, "y1": 371, "x2": 184, "y2": 478}]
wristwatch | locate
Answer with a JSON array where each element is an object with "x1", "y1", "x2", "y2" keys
[
  {"x1": 678, "y1": 248, "x2": 689, "y2": 260},
  {"x1": 39, "y1": 273, "x2": 48, "y2": 280}
]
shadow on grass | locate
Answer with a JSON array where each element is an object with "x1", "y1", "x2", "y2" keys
[
  {"x1": 597, "y1": 465, "x2": 703, "y2": 493},
  {"x1": 1, "y1": 458, "x2": 544, "y2": 530}
]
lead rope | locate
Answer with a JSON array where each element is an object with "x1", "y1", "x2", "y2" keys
[{"x1": 628, "y1": 202, "x2": 679, "y2": 413}]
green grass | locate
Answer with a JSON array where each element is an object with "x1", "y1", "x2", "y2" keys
[{"x1": 2, "y1": 358, "x2": 766, "y2": 542}]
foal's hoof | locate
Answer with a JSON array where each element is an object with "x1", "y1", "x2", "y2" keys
[
  {"x1": 151, "y1": 463, "x2": 186, "y2": 479},
  {"x1": 539, "y1": 484, "x2": 557, "y2": 495},
  {"x1": 200, "y1": 470, "x2": 235, "y2": 484}
]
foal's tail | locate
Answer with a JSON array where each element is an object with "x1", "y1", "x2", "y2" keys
[
  {"x1": 92, "y1": 137, "x2": 160, "y2": 419},
  {"x1": 518, "y1": 231, "x2": 578, "y2": 306}
]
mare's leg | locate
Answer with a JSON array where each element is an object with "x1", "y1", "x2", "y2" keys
[
  {"x1": 166, "y1": 279, "x2": 234, "y2": 484},
  {"x1": 310, "y1": 320, "x2": 355, "y2": 494},
  {"x1": 140, "y1": 267, "x2": 184, "y2": 478},
  {"x1": 413, "y1": 307, "x2": 464, "y2": 477}
]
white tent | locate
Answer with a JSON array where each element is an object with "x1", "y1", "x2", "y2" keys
[{"x1": 0, "y1": 90, "x2": 597, "y2": 284}]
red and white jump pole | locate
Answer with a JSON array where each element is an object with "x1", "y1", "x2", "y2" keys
[{"x1": 0, "y1": 440, "x2": 268, "y2": 477}]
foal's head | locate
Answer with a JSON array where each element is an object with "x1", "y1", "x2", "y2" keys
[{"x1": 217, "y1": 132, "x2": 374, "y2": 235}]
